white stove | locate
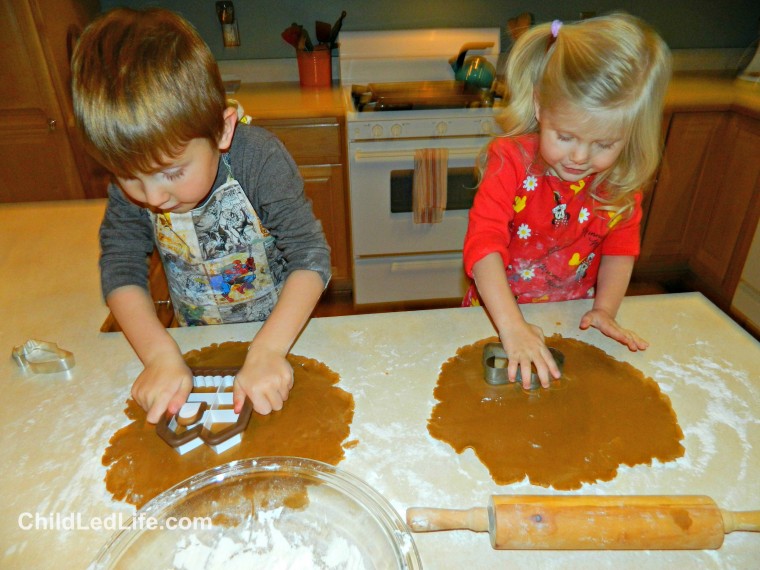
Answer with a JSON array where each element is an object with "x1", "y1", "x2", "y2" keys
[
  {"x1": 341, "y1": 28, "x2": 501, "y2": 140},
  {"x1": 339, "y1": 29, "x2": 502, "y2": 305}
]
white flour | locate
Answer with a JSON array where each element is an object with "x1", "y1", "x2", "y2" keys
[{"x1": 172, "y1": 507, "x2": 366, "y2": 570}]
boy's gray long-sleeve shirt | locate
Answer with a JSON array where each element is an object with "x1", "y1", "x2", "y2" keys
[{"x1": 99, "y1": 123, "x2": 332, "y2": 300}]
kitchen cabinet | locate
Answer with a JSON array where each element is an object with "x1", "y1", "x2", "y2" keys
[
  {"x1": 639, "y1": 112, "x2": 725, "y2": 276},
  {"x1": 688, "y1": 112, "x2": 760, "y2": 308},
  {"x1": 250, "y1": 116, "x2": 352, "y2": 292},
  {"x1": 0, "y1": 0, "x2": 106, "y2": 202},
  {"x1": 637, "y1": 105, "x2": 760, "y2": 315}
]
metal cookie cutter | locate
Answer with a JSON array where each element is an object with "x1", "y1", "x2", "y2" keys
[
  {"x1": 12, "y1": 339, "x2": 75, "y2": 374},
  {"x1": 156, "y1": 368, "x2": 253, "y2": 455},
  {"x1": 482, "y1": 342, "x2": 565, "y2": 389}
]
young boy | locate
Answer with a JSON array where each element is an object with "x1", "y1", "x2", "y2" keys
[{"x1": 71, "y1": 8, "x2": 331, "y2": 423}]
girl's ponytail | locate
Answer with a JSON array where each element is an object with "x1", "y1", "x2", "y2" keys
[{"x1": 498, "y1": 24, "x2": 557, "y2": 136}]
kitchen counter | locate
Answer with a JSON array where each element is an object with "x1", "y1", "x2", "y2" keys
[
  {"x1": 666, "y1": 73, "x2": 760, "y2": 117},
  {"x1": 232, "y1": 81, "x2": 345, "y2": 120},
  {"x1": 228, "y1": 74, "x2": 760, "y2": 121},
  {"x1": 1, "y1": 200, "x2": 759, "y2": 569}
]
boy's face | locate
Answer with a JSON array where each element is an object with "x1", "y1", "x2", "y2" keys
[
  {"x1": 535, "y1": 101, "x2": 625, "y2": 183},
  {"x1": 115, "y1": 108, "x2": 237, "y2": 213}
]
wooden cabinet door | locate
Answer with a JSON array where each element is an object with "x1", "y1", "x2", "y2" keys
[
  {"x1": 0, "y1": 0, "x2": 95, "y2": 202},
  {"x1": 0, "y1": 0, "x2": 82, "y2": 202},
  {"x1": 638, "y1": 112, "x2": 727, "y2": 276},
  {"x1": 300, "y1": 164, "x2": 350, "y2": 286},
  {"x1": 252, "y1": 117, "x2": 352, "y2": 291},
  {"x1": 689, "y1": 113, "x2": 760, "y2": 306}
]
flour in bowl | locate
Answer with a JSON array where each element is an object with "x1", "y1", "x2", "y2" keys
[{"x1": 172, "y1": 507, "x2": 366, "y2": 570}]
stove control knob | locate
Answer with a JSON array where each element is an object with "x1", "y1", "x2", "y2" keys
[
  {"x1": 371, "y1": 124, "x2": 384, "y2": 138},
  {"x1": 390, "y1": 124, "x2": 402, "y2": 137},
  {"x1": 481, "y1": 120, "x2": 493, "y2": 134},
  {"x1": 435, "y1": 121, "x2": 448, "y2": 136}
]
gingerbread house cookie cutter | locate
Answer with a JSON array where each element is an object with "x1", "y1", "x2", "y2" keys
[
  {"x1": 156, "y1": 368, "x2": 252, "y2": 455},
  {"x1": 482, "y1": 342, "x2": 565, "y2": 389},
  {"x1": 12, "y1": 339, "x2": 75, "y2": 374}
]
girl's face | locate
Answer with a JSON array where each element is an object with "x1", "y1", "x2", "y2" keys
[
  {"x1": 535, "y1": 101, "x2": 625, "y2": 183},
  {"x1": 115, "y1": 108, "x2": 237, "y2": 214}
]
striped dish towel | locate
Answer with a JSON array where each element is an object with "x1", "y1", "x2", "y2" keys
[{"x1": 413, "y1": 148, "x2": 449, "y2": 224}]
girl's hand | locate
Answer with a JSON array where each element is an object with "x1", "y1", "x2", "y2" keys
[
  {"x1": 233, "y1": 345, "x2": 294, "y2": 415},
  {"x1": 500, "y1": 322, "x2": 562, "y2": 389},
  {"x1": 579, "y1": 308, "x2": 649, "y2": 351},
  {"x1": 131, "y1": 352, "x2": 193, "y2": 424}
]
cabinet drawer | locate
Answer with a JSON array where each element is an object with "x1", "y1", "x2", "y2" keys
[{"x1": 253, "y1": 119, "x2": 342, "y2": 164}]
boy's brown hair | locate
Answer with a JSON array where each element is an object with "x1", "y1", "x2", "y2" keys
[{"x1": 71, "y1": 8, "x2": 227, "y2": 177}]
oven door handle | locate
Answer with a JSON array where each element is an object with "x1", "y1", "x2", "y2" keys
[{"x1": 353, "y1": 147, "x2": 483, "y2": 162}]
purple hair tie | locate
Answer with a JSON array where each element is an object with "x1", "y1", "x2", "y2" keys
[{"x1": 550, "y1": 20, "x2": 563, "y2": 38}]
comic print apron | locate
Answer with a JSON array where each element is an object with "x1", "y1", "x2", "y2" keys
[{"x1": 149, "y1": 156, "x2": 283, "y2": 325}]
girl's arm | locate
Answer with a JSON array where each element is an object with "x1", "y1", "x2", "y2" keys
[
  {"x1": 473, "y1": 252, "x2": 561, "y2": 388},
  {"x1": 232, "y1": 269, "x2": 324, "y2": 414},
  {"x1": 579, "y1": 255, "x2": 649, "y2": 350},
  {"x1": 108, "y1": 285, "x2": 193, "y2": 423}
]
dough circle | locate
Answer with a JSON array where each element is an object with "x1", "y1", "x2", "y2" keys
[
  {"x1": 428, "y1": 335, "x2": 685, "y2": 489},
  {"x1": 102, "y1": 342, "x2": 354, "y2": 508}
]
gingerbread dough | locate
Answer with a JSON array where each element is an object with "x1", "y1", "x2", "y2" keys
[
  {"x1": 428, "y1": 335, "x2": 684, "y2": 489},
  {"x1": 103, "y1": 342, "x2": 354, "y2": 508}
]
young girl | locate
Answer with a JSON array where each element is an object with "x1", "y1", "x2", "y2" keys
[{"x1": 463, "y1": 14, "x2": 671, "y2": 388}]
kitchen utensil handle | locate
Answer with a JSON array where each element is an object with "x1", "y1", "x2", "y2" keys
[
  {"x1": 722, "y1": 510, "x2": 760, "y2": 533},
  {"x1": 406, "y1": 507, "x2": 489, "y2": 533}
]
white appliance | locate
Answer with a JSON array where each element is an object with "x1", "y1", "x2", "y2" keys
[
  {"x1": 739, "y1": 41, "x2": 760, "y2": 82},
  {"x1": 339, "y1": 29, "x2": 501, "y2": 305}
]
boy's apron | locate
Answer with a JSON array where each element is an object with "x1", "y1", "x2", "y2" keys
[{"x1": 149, "y1": 160, "x2": 283, "y2": 326}]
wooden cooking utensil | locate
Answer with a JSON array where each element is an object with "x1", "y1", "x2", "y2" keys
[{"x1": 407, "y1": 495, "x2": 760, "y2": 550}]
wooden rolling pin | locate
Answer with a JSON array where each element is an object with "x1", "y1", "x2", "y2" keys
[{"x1": 406, "y1": 495, "x2": 760, "y2": 550}]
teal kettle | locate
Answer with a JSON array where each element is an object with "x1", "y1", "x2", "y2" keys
[{"x1": 449, "y1": 42, "x2": 496, "y2": 89}]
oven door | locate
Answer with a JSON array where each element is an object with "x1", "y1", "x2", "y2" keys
[
  {"x1": 348, "y1": 135, "x2": 488, "y2": 304},
  {"x1": 348, "y1": 136, "x2": 486, "y2": 256}
]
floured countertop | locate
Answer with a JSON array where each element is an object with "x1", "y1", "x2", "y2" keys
[{"x1": 1, "y1": 200, "x2": 759, "y2": 569}]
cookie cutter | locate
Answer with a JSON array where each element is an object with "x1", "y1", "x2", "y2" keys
[
  {"x1": 482, "y1": 342, "x2": 565, "y2": 389},
  {"x1": 12, "y1": 339, "x2": 75, "y2": 374},
  {"x1": 156, "y1": 368, "x2": 252, "y2": 455}
]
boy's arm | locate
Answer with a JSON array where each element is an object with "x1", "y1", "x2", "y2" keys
[
  {"x1": 107, "y1": 285, "x2": 193, "y2": 423},
  {"x1": 472, "y1": 252, "x2": 560, "y2": 388},
  {"x1": 579, "y1": 255, "x2": 649, "y2": 351},
  {"x1": 232, "y1": 269, "x2": 324, "y2": 414}
]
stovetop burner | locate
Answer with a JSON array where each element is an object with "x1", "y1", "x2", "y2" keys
[{"x1": 351, "y1": 81, "x2": 498, "y2": 112}]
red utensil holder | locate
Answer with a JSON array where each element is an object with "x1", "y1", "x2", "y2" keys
[{"x1": 297, "y1": 46, "x2": 332, "y2": 88}]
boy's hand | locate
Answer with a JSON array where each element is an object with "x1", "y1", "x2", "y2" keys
[
  {"x1": 131, "y1": 352, "x2": 193, "y2": 424},
  {"x1": 579, "y1": 308, "x2": 649, "y2": 351},
  {"x1": 500, "y1": 322, "x2": 562, "y2": 389},
  {"x1": 233, "y1": 345, "x2": 294, "y2": 415}
]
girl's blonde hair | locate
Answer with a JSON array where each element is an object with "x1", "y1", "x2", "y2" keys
[
  {"x1": 71, "y1": 8, "x2": 227, "y2": 178},
  {"x1": 498, "y1": 13, "x2": 671, "y2": 215}
]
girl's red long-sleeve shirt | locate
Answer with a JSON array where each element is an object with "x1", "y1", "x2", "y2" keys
[{"x1": 463, "y1": 134, "x2": 642, "y2": 304}]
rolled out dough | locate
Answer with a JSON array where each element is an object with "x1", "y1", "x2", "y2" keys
[
  {"x1": 103, "y1": 342, "x2": 354, "y2": 508},
  {"x1": 428, "y1": 335, "x2": 685, "y2": 489}
]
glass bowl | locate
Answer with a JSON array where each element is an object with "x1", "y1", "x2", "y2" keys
[{"x1": 91, "y1": 456, "x2": 421, "y2": 569}]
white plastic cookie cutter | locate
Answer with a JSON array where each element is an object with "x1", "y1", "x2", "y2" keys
[
  {"x1": 12, "y1": 339, "x2": 75, "y2": 374},
  {"x1": 156, "y1": 368, "x2": 252, "y2": 455}
]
